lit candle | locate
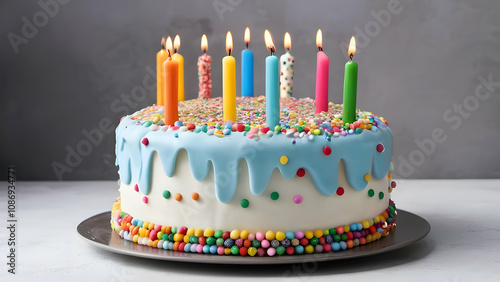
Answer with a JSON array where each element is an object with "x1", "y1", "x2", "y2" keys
[
  {"x1": 222, "y1": 31, "x2": 236, "y2": 122},
  {"x1": 172, "y1": 35, "x2": 185, "y2": 101},
  {"x1": 241, "y1": 27, "x2": 254, "y2": 97},
  {"x1": 343, "y1": 36, "x2": 358, "y2": 124},
  {"x1": 264, "y1": 30, "x2": 280, "y2": 129},
  {"x1": 164, "y1": 37, "x2": 179, "y2": 126},
  {"x1": 280, "y1": 32, "x2": 294, "y2": 98},
  {"x1": 156, "y1": 37, "x2": 168, "y2": 106},
  {"x1": 315, "y1": 29, "x2": 329, "y2": 113},
  {"x1": 197, "y1": 34, "x2": 212, "y2": 99}
]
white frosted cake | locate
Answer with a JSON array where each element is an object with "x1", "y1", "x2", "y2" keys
[{"x1": 111, "y1": 96, "x2": 397, "y2": 256}]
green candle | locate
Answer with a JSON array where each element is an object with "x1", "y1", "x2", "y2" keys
[{"x1": 343, "y1": 36, "x2": 358, "y2": 124}]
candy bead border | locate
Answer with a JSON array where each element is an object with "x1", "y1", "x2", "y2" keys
[{"x1": 110, "y1": 197, "x2": 397, "y2": 257}]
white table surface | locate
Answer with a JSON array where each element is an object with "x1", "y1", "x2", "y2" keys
[{"x1": 1, "y1": 179, "x2": 499, "y2": 281}]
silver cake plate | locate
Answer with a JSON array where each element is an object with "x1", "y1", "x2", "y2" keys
[{"x1": 77, "y1": 210, "x2": 430, "y2": 265}]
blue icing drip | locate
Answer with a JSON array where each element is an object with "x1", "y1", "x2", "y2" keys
[
  {"x1": 211, "y1": 154, "x2": 239, "y2": 203},
  {"x1": 247, "y1": 161, "x2": 275, "y2": 196},
  {"x1": 189, "y1": 156, "x2": 211, "y2": 182},
  {"x1": 138, "y1": 149, "x2": 154, "y2": 195},
  {"x1": 118, "y1": 158, "x2": 131, "y2": 185},
  {"x1": 115, "y1": 115, "x2": 393, "y2": 203},
  {"x1": 152, "y1": 136, "x2": 179, "y2": 178}
]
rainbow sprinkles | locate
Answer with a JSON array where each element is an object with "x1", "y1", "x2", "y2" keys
[{"x1": 111, "y1": 198, "x2": 397, "y2": 256}]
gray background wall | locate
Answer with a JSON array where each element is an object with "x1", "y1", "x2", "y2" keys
[{"x1": 1, "y1": 0, "x2": 499, "y2": 181}]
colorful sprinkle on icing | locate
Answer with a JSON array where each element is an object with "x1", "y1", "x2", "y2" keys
[
  {"x1": 240, "y1": 199, "x2": 249, "y2": 208},
  {"x1": 377, "y1": 144, "x2": 385, "y2": 153},
  {"x1": 174, "y1": 193, "x2": 182, "y2": 201},
  {"x1": 293, "y1": 195, "x2": 303, "y2": 204},
  {"x1": 364, "y1": 174, "x2": 371, "y2": 182},
  {"x1": 336, "y1": 187, "x2": 345, "y2": 196},
  {"x1": 280, "y1": 156, "x2": 288, "y2": 165},
  {"x1": 368, "y1": 189, "x2": 375, "y2": 197},
  {"x1": 162, "y1": 190, "x2": 171, "y2": 199}
]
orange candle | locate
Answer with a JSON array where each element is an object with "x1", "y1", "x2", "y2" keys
[
  {"x1": 172, "y1": 35, "x2": 185, "y2": 102},
  {"x1": 156, "y1": 37, "x2": 168, "y2": 106},
  {"x1": 164, "y1": 37, "x2": 179, "y2": 126}
]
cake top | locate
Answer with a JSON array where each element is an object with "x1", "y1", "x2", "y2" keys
[
  {"x1": 128, "y1": 97, "x2": 388, "y2": 139},
  {"x1": 117, "y1": 97, "x2": 393, "y2": 203}
]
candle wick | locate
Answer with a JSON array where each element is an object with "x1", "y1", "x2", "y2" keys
[
  {"x1": 228, "y1": 49, "x2": 232, "y2": 56},
  {"x1": 174, "y1": 48, "x2": 177, "y2": 54},
  {"x1": 246, "y1": 43, "x2": 249, "y2": 49},
  {"x1": 349, "y1": 54, "x2": 353, "y2": 60},
  {"x1": 167, "y1": 49, "x2": 171, "y2": 57},
  {"x1": 319, "y1": 47, "x2": 323, "y2": 52}
]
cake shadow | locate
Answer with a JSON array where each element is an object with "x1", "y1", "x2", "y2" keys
[{"x1": 104, "y1": 237, "x2": 434, "y2": 277}]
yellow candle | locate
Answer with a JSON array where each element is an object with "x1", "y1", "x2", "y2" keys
[
  {"x1": 223, "y1": 31, "x2": 236, "y2": 122},
  {"x1": 156, "y1": 37, "x2": 168, "y2": 106},
  {"x1": 164, "y1": 37, "x2": 179, "y2": 126},
  {"x1": 172, "y1": 35, "x2": 185, "y2": 101}
]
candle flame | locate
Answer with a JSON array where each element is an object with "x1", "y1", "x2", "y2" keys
[
  {"x1": 244, "y1": 27, "x2": 250, "y2": 47},
  {"x1": 284, "y1": 32, "x2": 291, "y2": 51},
  {"x1": 201, "y1": 34, "x2": 208, "y2": 53},
  {"x1": 316, "y1": 29, "x2": 323, "y2": 51},
  {"x1": 166, "y1": 36, "x2": 173, "y2": 57},
  {"x1": 161, "y1": 37, "x2": 165, "y2": 49},
  {"x1": 174, "y1": 35, "x2": 181, "y2": 53},
  {"x1": 348, "y1": 36, "x2": 356, "y2": 59},
  {"x1": 264, "y1": 30, "x2": 275, "y2": 54},
  {"x1": 226, "y1": 31, "x2": 233, "y2": 56}
]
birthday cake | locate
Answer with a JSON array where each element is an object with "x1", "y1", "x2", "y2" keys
[{"x1": 110, "y1": 96, "x2": 397, "y2": 256}]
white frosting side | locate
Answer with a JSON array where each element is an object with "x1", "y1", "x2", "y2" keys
[{"x1": 120, "y1": 150, "x2": 390, "y2": 233}]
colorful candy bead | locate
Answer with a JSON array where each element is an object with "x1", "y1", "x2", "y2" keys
[
  {"x1": 111, "y1": 198, "x2": 397, "y2": 257},
  {"x1": 240, "y1": 199, "x2": 249, "y2": 208},
  {"x1": 293, "y1": 194, "x2": 303, "y2": 204}
]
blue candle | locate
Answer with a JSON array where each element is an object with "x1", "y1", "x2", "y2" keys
[
  {"x1": 241, "y1": 27, "x2": 254, "y2": 97},
  {"x1": 264, "y1": 30, "x2": 280, "y2": 129}
]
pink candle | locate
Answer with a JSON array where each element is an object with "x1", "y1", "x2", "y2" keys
[{"x1": 315, "y1": 29, "x2": 329, "y2": 113}]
